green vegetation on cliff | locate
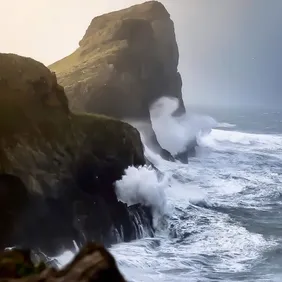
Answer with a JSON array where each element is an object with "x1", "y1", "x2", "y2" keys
[
  {"x1": 0, "y1": 53, "x2": 146, "y2": 252},
  {"x1": 0, "y1": 53, "x2": 144, "y2": 173},
  {"x1": 49, "y1": 1, "x2": 184, "y2": 119}
]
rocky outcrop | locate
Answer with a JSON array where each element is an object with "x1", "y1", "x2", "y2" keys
[
  {"x1": 49, "y1": 1, "x2": 185, "y2": 159},
  {"x1": 49, "y1": 1, "x2": 184, "y2": 118},
  {"x1": 0, "y1": 53, "x2": 153, "y2": 256},
  {"x1": 0, "y1": 243, "x2": 126, "y2": 281}
]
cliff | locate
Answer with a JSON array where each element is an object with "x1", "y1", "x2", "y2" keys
[
  {"x1": 49, "y1": 1, "x2": 185, "y2": 161},
  {"x1": 0, "y1": 53, "x2": 153, "y2": 256},
  {"x1": 50, "y1": 1, "x2": 185, "y2": 119}
]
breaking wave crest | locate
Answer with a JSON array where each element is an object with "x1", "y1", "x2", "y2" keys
[
  {"x1": 149, "y1": 97, "x2": 217, "y2": 155},
  {"x1": 115, "y1": 165, "x2": 170, "y2": 226}
]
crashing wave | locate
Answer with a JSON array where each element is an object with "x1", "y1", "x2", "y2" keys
[{"x1": 149, "y1": 96, "x2": 217, "y2": 162}]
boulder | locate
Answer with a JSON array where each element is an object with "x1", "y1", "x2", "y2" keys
[
  {"x1": 49, "y1": 1, "x2": 186, "y2": 157},
  {"x1": 0, "y1": 243, "x2": 126, "y2": 281},
  {"x1": 0, "y1": 53, "x2": 153, "y2": 256},
  {"x1": 0, "y1": 247, "x2": 45, "y2": 279}
]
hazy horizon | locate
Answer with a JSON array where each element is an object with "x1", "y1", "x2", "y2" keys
[{"x1": 1, "y1": 0, "x2": 282, "y2": 109}]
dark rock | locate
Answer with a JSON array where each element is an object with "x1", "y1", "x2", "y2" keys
[
  {"x1": 174, "y1": 138, "x2": 198, "y2": 163},
  {"x1": 0, "y1": 243, "x2": 126, "y2": 281},
  {"x1": 0, "y1": 248, "x2": 46, "y2": 279},
  {"x1": 148, "y1": 130, "x2": 175, "y2": 162},
  {"x1": 0, "y1": 175, "x2": 30, "y2": 250},
  {"x1": 49, "y1": 1, "x2": 186, "y2": 158},
  {"x1": 0, "y1": 53, "x2": 153, "y2": 256}
]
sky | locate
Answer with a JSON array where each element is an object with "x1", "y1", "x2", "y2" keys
[{"x1": 1, "y1": 0, "x2": 282, "y2": 108}]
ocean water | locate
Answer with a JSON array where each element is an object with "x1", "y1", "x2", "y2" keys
[{"x1": 57, "y1": 101, "x2": 282, "y2": 282}]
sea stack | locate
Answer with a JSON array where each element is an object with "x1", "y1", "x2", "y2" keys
[
  {"x1": 50, "y1": 1, "x2": 185, "y2": 118},
  {"x1": 49, "y1": 1, "x2": 186, "y2": 160}
]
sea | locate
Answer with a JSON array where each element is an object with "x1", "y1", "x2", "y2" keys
[{"x1": 57, "y1": 100, "x2": 282, "y2": 282}]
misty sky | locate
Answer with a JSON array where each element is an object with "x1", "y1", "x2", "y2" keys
[{"x1": 1, "y1": 0, "x2": 282, "y2": 108}]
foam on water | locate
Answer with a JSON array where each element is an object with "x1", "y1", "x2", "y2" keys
[
  {"x1": 110, "y1": 103, "x2": 281, "y2": 281},
  {"x1": 109, "y1": 126, "x2": 279, "y2": 281},
  {"x1": 55, "y1": 100, "x2": 282, "y2": 281},
  {"x1": 55, "y1": 250, "x2": 74, "y2": 268},
  {"x1": 201, "y1": 128, "x2": 282, "y2": 153},
  {"x1": 216, "y1": 122, "x2": 237, "y2": 128}
]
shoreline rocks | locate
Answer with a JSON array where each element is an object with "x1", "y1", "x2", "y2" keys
[{"x1": 0, "y1": 243, "x2": 126, "y2": 281}]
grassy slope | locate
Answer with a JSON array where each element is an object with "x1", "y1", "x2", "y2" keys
[
  {"x1": 48, "y1": 1, "x2": 166, "y2": 84},
  {"x1": 0, "y1": 53, "x2": 144, "y2": 173}
]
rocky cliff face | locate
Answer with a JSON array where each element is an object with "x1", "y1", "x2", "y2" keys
[
  {"x1": 49, "y1": 1, "x2": 185, "y2": 159},
  {"x1": 0, "y1": 53, "x2": 153, "y2": 256}
]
